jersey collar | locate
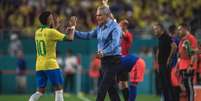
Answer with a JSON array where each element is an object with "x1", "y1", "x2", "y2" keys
[
  {"x1": 40, "y1": 24, "x2": 49, "y2": 31},
  {"x1": 40, "y1": 24, "x2": 49, "y2": 28}
]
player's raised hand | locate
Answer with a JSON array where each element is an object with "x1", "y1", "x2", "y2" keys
[
  {"x1": 102, "y1": 0, "x2": 109, "y2": 7},
  {"x1": 68, "y1": 16, "x2": 77, "y2": 27},
  {"x1": 65, "y1": 16, "x2": 77, "y2": 41},
  {"x1": 53, "y1": 14, "x2": 63, "y2": 29}
]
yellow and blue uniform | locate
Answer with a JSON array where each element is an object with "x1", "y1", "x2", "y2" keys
[{"x1": 35, "y1": 25, "x2": 65, "y2": 88}]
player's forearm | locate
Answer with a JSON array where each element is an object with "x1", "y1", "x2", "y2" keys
[
  {"x1": 65, "y1": 26, "x2": 75, "y2": 41},
  {"x1": 156, "y1": 49, "x2": 159, "y2": 61},
  {"x1": 168, "y1": 43, "x2": 176, "y2": 61}
]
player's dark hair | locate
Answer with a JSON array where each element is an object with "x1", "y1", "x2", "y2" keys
[
  {"x1": 179, "y1": 22, "x2": 188, "y2": 29},
  {"x1": 168, "y1": 24, "x2": 176, "y2": 34},
  {"x1": 39, "y1": 11, "x2": 51, "y2": 25}
]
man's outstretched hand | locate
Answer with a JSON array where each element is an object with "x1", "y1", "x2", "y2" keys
[{"x1": 65, "y1": 16, "x2": 77, "y2": 41}]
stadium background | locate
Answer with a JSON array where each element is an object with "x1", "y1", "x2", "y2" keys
[{"x1": 0, "y1": 0, "x2": 201, "y2": 101}]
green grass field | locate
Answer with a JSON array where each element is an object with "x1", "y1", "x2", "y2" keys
[{"x1": 0, "y1": 94, "x2": 160, "y2": 101}]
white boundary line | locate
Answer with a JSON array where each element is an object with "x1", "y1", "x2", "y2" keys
[{"x1": 77, "y1": 94, "x2": 91, "y2": 101}]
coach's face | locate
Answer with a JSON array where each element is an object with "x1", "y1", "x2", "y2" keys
[
  {"x1": 152, "y1": 24, "x2": 162, "y2": 37},
  {"x1": 96, "y1": 9, "x2": 107, "y2": 26}
]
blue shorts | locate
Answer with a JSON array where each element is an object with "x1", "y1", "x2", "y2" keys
[
  {"x1": 36, "y1": 69, "x2": 64, "y2": 88},
  {"x1": 121, "y1": 54, "x2": 139, "y2": 70}
]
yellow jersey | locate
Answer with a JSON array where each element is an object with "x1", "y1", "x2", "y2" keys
[{"x1": 35, "y1": 25, "x2": 65, "y2": 71}]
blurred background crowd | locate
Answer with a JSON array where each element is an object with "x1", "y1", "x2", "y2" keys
[
  {"x1": 0, "y1": 0, "x2": 201, "y2": 38},
  {"x1": 0, "y1": 0, "x2": 201, "y2": 96}
]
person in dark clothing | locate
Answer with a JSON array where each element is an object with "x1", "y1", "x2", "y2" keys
[
  {"x1": 153, "y1": 47, "x2": 162, "y2": 96},
  {"x1": 152, "y1": 22, "x2": 175, "y2": 101},
  {"x1": 168, "y1": 24, "x2": 181, "y2": 101}
]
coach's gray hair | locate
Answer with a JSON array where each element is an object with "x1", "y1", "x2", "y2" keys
[{"x1": 97, "y1": 6, "x2": 111, "y2": 16}]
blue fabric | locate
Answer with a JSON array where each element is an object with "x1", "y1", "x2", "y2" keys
[
  {"x1": 120, "y1": 54, "x2": 139, "y2": 72},
  {"x1": 170, "y1": 36, "x2": 180, "y2": 67},
  {"x1": 75, "y1": 19, "x2": 122, "y2": 56},
  {"x1": 36, "y1": 69, "x2": 64, "y2": 88},
  {"x1": 16, "y1": 58, "x2": 27, "y2": 75},
  {"x1": 129, "y1": 84, "x2": 137, "y2": 101},
  {"x1": 17, "y1": 58, "x2": 26, "y2": 70}
]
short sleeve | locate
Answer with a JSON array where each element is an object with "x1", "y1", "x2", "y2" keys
[{"x1": 47, "y1": 29, "x2": 65, "y2": 41}]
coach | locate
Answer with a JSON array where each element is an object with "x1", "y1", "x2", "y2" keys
[
  {"x1": 152, "y1": 23, "x2": 175, "y2": 101},
  {"x1": 72, "y1": 6, "x2": 122, "y2": 101}
]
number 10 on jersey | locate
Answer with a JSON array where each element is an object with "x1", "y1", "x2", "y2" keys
[{"x1": 36, "y1": 40, "x2": 46, "y2": 56}]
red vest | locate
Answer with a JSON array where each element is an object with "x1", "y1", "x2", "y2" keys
[
  {"x1": 130, "y1": 58, "x2": 146, "y2": 83},
  {"x1": 178, "y1": 34, "x2": 198, "y2": 70}
]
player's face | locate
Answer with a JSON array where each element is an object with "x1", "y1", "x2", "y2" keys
[
  {"x1": 96, "y1": 9, "x2": 107, "y2": 26},
  {"x1": 119, "y1": 22, "x2": 126, "y2": 31},
  {"x1": 177, "y1": 26, "x2": 185, "y2": 38}
]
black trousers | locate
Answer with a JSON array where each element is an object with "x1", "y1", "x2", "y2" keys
[
  {"x1": 196, "y1": 72, "x2": 201, "y2": 85},
  {"x1": 180, "y1": 70, "x2": 194, "y2": 101},
  {"x1": 154, "y1": 70, "x2": 162, "y2": 96},
  {"x1": 158, "y1": 64, "x2": 173, "y2": 101},
  {"x1": 96, "y1": 55, "x2": 121, "y2": 101},
  {"x1": 172, "y1": 86, "x2": 181, "y2": 101}
]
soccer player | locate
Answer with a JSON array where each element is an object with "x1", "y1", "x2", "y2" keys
[
  {"x1": 168, "y1": 24, "x2": 181, "y2": 101},
  {"x1": 120, "y1": 54, "x2": 146, "y2": 101},
  {"x1": 170, "y1": 63, "x2": 182, "y2": 101},
  {"x1": 177, "y1": 23, "x2": 198, "y2": 101},
  {"x1": 28, "y1": 11, "x2": 75, "y2": 101},
  {"x1": 168, "y1": 24, "x2": 179, "y2": 68},
  {"x1": 119, "y1": 20, "x2": 133, "y2": 56},
  {"x1": 118, "y1": 19, "x2": 133, "y2": 101}
]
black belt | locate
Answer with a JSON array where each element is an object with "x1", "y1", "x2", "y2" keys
[
  {"x1": 101, "y1": 55, "x2": 121, "y2": 63},
  {"x1": 101, "y1": 55, "x2": 120, "y2": 59}
]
